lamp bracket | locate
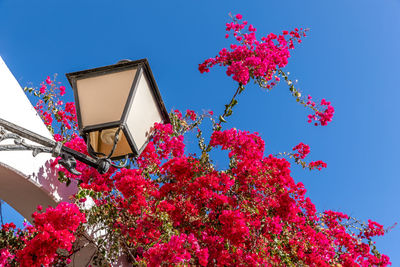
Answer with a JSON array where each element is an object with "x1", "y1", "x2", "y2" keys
[
  {"x1": 0, "y1": 126, "x2": 53, "y2": 157},
  {"x1": 52, "y1": 142, "x2": 63, "y2": 157},
  {"x1": 58, "y1": 154, "x2": 81, "y2": 176},
  {"x1": 0, "y1": 118, "x2": 113, "y2": 175}
]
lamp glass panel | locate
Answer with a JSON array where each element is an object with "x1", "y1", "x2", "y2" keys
[
  {"x1": 125, "y1": 72, "x2": 163, "y2": 152},
  {"x1": 89, "y1": 128, "x2": 132, "y2": 158},
  {"x1": 76, "y1": 68, "x2": 137, "y2": 128}
]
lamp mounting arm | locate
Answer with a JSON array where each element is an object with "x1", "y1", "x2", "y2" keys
[{"x1": 0, "y1": 118, "x2": 112, "y2": 175}]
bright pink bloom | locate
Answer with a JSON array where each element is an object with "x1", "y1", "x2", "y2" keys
[
  {"x1": 39, "y1": 85, "x2": 46, "y2": 94},
  {"x1": 54, "y1": 134, "x2": 63, "y2": 142},
  {"x1": 186, "y1": 109, "x2": 197, "y2": 120},
  {"x1": 293, "y1": 142, "x2": 310, "y2": 159},
  {"x1": 59, "y1": 85, "x2": 66, "y2": 96},
  {"x1": 309, "y1": 160, "x2": 327, "y2": 170}
]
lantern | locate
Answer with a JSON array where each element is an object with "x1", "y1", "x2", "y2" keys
[{"x1": 66, "y1": 59, "x2": 169, "y2": 160}]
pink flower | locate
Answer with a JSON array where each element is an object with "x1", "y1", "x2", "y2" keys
[
  {"x1": 248, "y1": 24, "x2": 256, "y2": 32},
  {"x1": 292, "y1": 142, "x2": 310, "y2": 159},
  {"x1": 309, "y1": 160, "x2": 327, "y2": 170},
  {"x1": 235, "y1": 14, "x2": 242, "y2": 20},
  {"x1": 45, "y1": 76, "x2": 52, "y2": 85},
  {"x1": 59, "y1": 85, "x2": 66, "y2": 96},
  {"x1": 54, "y1": 134, "x2": 63, "y2": 142},
  {"x1": 0, "y1": 249, "x2": 14, "y2": 265},
  {"x1": 174, "y1": 109, "x2": 183, "y2": 119},
  {"x1": 40, "y1": 85, "x2": 46, "y2": 94},
  {"x1": 186, "y1": 109, "x2": 197, "y2": 121}
]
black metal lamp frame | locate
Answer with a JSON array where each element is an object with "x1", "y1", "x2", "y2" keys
[{"x1": 66, "y1": 59, "x2": 170, "y2": 160}]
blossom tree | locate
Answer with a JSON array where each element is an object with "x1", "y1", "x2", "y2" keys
[{"x1": 0, "y1": 14, "x2": 391, "y2": 266}]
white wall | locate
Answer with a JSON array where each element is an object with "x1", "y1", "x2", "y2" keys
[{"x1": 0, "y1": 56, "x2": 76, "y2": 221}]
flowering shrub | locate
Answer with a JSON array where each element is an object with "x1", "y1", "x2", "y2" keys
[
  {"x1": 0, "y1": 14, "x2": 391, "y2": 266},
  {"x1": 1, "y1": 204, "x2": 85, "y2": 266},
  {"x1": 16, "y1": 203, "x2": 86, "y2": 266}
]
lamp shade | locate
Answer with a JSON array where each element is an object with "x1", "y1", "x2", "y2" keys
[{"x1": 66, "y1": 59, "x2": 169, "y2": 160}]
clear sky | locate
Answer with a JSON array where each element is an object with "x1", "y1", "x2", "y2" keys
[{"x1": 0, "y1": 0, "x2": 399, "y2": 264}]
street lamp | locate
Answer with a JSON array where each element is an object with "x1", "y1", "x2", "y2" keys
[
  {"x1": 66, "y1": 59, "x2": 169, "y2": 160},
  {"x1": 0, "y1": 59, "x2": 169, "y2": 175}
]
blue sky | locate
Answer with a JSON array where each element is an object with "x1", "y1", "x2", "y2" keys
[{"x1": 0, "y1": 0, "x2": 399, "y2": 264}]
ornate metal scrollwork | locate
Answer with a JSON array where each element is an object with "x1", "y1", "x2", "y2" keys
[
  {"x1": 0, "y1": 126, "x2": 52, "y2": 156},
  {"x1": 0, "y1": 126, "x2": 81, "y2": 174},
  {"x1": 0, "y1": 118, "x2": 131, "y2": 175}
]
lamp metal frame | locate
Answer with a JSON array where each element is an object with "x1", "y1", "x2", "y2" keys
[{"x1": 66, "y1": 58, "x2": 170, "y2": 160}]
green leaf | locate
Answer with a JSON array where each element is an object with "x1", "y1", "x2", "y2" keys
[
  {"x1": 58, "y1": 171, "x2": 65, "y2": 179},
  {"x1": 219, "y1": 115, "x2": 227, "y2": 123}
]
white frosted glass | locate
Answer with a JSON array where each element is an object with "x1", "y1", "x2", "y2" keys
[
  {"x1": 125, "y1": 72, "x2": 163, "y2": 152},
  {"x1": 77, "y1": 68, "x2": 137, "y2": 128}
]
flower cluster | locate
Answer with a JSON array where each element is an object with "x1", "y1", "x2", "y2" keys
[
  {"x1": 144, "y1": 233, "x2": 209, "y2": 266},
  {"x1": 309, "y1": 160, "x2": 328, "y2": 170},
  {"x1": 199, "y1": 14, "x2": 306, "y2": 87},
  {"x1": 0, "y1": 249, "x2": 14, "y2": 266},
  {"x1": 307, "y1": 97, "x2": 335, "y2": 126},
  {"x1": 362, "y1": 219, "x2": 386, "y2": 239},
  {"x1": 186, "y1": 109, "x2": 197, "y2": 121},
  {"x1": 320, "y1": 211, "x2": 391, "y2": 266},
  {"x1": 24, "y1": 76, "x2": 78, "y2": 141},
  {"x1": 210, "y1": 128, "x2": 265, "y2": 160},
  {"x1": 16, "y1": 203, "x2": 85, "y2": 266},
  {"x1": 287, "y1": 142, "x2": 327, "y2": 171},
  {"x1": 292, "y1": 142, "x2": 310, "y2": 159},
  {"x1": 1, "y1": 203, "x2": 86, "y2": 266}
]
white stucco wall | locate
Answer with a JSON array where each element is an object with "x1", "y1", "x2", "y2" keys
[{"x1": 0, "y1": 56, "x2": 76, "y2": 221}]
